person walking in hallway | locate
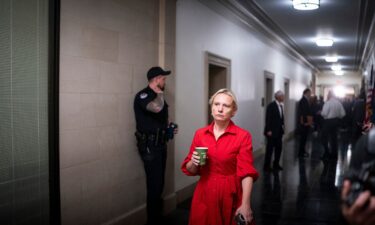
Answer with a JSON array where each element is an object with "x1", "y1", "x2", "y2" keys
[
  {"x1": 133, "y1": 66, "x2": 178, "y2": 225},
  {"x1": 352, "y1": 90, "x2": 366, "y2": 145},
  {"x1": 263, "y1": 90, "x2": 285, "y2": 172},
  {"x1": 297, "y1": 88, "x2": 313, "y2": 158},
  {"x1": 181, "y1": 89, "x2": 259, "y2": 225},
  {"x1": 320, "y1": 90, "x2": 345, "y2": 161}
]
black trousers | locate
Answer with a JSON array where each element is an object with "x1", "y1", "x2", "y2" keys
[
  {"x1": 137, "y1": 141, "x2": 167, "y2": 225},
  {"x1": 298, "y1": 125, "x2": 310, "y2": 156},
  {"x1": 321, "y1": 118, "x2": 340, "y2": 159},
  {"x1": 264, "y1": 136, "x2": 282, "y2": 168}
]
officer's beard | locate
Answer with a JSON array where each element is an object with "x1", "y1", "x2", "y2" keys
[{"x1": 157, "y1": 84, "x2": 165, "y2": 91}]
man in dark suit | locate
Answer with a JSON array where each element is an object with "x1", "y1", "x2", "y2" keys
[
  {"x1": 297, "y1": 88, "x2": 313, "y2": 158},
  {"x1": 264, "y1": 90, "x2": 285, "y2": 172},
  {"x1": 352, "y1": 90, "x2": 366, "y2": 144}
]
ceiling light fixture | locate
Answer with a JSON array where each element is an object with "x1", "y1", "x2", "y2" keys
[
  {"x1": 293, "y1": 0, "x2": 320, "y2": 10},
  {"x1": 316, "y1": 38, "x2": 334, "y2": 47},
  {"x1": 325, "y1": 56, "x2": 338, "y2": 62},
  {"x1": 334, "y1": 71, "x2": 344, "y2": 76},
  {"x1": 331, "y1": 64, "x2": 342, "y2": 71}
]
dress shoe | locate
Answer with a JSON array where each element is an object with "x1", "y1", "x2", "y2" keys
[
  {"x1": 320, "y1": 153, "x2": 329, "y2": 161},
  {"x1": 263, "y1": 166, "x2": 272, "y2": 172},
  {"x1": 273, "y1": 164, "x2": 283, "y2": 171},
  {"x1": 299, "y1": 152, "x2": 309, "y2": 158}
]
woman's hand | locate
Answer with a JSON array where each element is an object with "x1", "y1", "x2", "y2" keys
[
  {"x1": 190, "y1": 151, "x2": 200, "y2": 167},
  {"x1": 235, "y1": 204, "x2": 253, "y2": 224},
  {"x1": 185, "y1": 151, "x2": 201, "y2": 174}
]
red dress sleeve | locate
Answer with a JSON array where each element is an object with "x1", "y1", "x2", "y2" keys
[
  {"x1": 181, "y1": 131, "x2": 200, "y2": 176},
  {"x1": 237, "y1": 132, "x2": 259, "y2": 181}
]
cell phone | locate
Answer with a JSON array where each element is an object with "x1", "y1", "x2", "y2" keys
[{"x1": 235, "y1": 213, "x2": 246, "y2": 225}]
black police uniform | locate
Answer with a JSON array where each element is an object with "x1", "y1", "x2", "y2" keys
[
  {"x1": 134, "y1": 85, "x2": 169, "y2": 224},
  {"x1": 297, "y1": 95, "x2": 312, "y2": 157}
]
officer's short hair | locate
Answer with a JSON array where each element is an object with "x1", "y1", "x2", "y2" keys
[{"x1": 209, "y1": 88, "x2": 238, "y2": 111}]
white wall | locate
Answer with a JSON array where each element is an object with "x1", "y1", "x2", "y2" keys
[
  {"x1": 59, "y1": 0, "x2": 176, "y2": 224},
  {"x1": 174, "y1": 0, "x2": 312, "y2": 190},
  {"x1": 316, "y1": 71, "x2": 362, "y2": 97},
  {"x1": 316, "y1": 71, "x2": 361, "y2": 86}
]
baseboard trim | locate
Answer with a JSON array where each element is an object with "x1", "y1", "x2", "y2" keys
[
  {"x1": 176, "y1": 182, "x2": 197, "y2": 204},
  {"x1": 253, "y1": 146, "x2": 265, "y2": 158},
  {"x1": 105, "y1": 204, "x2": 147, "y2": 225},
  {"x1": 284, "y1": 130, "x2": 295, "y2": 141},
  {"x1": 163, "y1": 192, "x2": 177, "y2": 215},
  {"x1": 105, "y1": 192, "x2": 176, "y2": 225}
]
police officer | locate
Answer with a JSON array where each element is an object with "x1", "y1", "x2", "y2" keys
[{"x1": 134, "y1": 66, "x2": 176, "y2": 225}]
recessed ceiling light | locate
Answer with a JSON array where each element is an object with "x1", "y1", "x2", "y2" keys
[
  {"x1": 316, "y1": 38, "x2": 334, "y2": 47},
  {"x1": 325, "y1": 56, "x2": 338, "y2": 62},
  {"x1": 334, "y1": 71, "x2": 344, "y2": 76},
  {"x1": 293, "y1": 0, "x2": 320, "y2": 10},
  {"x1": 331, "y1": 64, "x2": 341, "y2": 71}
]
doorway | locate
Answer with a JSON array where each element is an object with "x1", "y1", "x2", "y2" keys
[
  {"x1": 206, "y1": 52, "x2": 231, "y2": 124},
  {"x1": 284, "y1": 79, "x2": 290, "y2": 132},
  {"x1": 264, "y1": 71, "x2": 275, "y2": 108},
  {"x1": 263, "y1": 71, "x2": 274, "y2": 145}
]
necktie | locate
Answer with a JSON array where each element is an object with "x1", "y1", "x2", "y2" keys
[
  {"x1": 280, "y1": 104, "x2": 284, "y2": 121},
  {"x1": 280, "y1": 104, "x2": 285, "y2": 132}
]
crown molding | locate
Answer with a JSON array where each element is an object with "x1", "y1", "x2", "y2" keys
[
  {"x1": 198, "y1": 0, "x2": 318, "y2": 72},
  {"x1": 359, "y1": 0, "x2": 375, "y2": 70}
]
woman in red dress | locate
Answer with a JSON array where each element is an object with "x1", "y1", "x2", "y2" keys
[{"x1": 181, "y1": 89, "x2": 259, "y2": 225}]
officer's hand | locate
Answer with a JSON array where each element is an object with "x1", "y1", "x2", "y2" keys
[
  {"x1": 266, "y1": 131, "x2": 272, "y2": 136},
  {"x1": 174, "y1": 127, "x2": 178, "y2": 135},
  {"x1": 191, "y1": 151, "x2": 200, "y2": 167}
]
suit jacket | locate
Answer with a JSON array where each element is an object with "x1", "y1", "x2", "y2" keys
[
  {"x1": 264, "y1": 101, "x2": 285, "y2": 138},
  {"x1": 352, "y1": 99, "x2": 365, "y2": 138},
  {"x1": 352, "y1": 99, "x2": 365, "y2": 125},
  {"x1": 298, "y1": 96, "x2": 312, "y2": 125}
]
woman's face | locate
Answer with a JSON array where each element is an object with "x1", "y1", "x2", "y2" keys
[{"x1": 211, "y1": 93, "x2": 236, "y2": 122}]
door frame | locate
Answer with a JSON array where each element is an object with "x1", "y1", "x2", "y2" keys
[
  {"x1": 263, "y1": 70, "x2": 275, "y2": 108},
  {"x1": 49, "y1": 0, "x2": 61, "y2": 224},
  {"x1": 204, "y1": 51, "x2": 231, "y2": 124},
  {"x1": 283, "y1": 78, "x2": 290, "y2": 133}
]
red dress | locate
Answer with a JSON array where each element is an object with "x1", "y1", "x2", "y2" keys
[{"x1": 181, "y1": 121, "x2": 259, "y2": 225}]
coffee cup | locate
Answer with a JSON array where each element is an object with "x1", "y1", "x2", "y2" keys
[{"x1": 195, "y1": 147, "x2": 208, "y2": 166}]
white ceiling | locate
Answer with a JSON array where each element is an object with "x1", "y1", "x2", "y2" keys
[{"x1": 234, "y1": 0, "x2": 375, "y2": 73}]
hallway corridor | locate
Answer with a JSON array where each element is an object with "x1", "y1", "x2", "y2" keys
[{"x1": 164, "y1": 131, "x2": 351, "y2": 225}]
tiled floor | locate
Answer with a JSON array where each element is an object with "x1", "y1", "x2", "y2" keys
[{"x1": 164, "y1": 131, "x2": 351, "y2": 225}]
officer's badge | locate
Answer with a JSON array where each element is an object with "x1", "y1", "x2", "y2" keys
[{"x1": 140, "y1": 93, "x2": 148, "y2": 99}]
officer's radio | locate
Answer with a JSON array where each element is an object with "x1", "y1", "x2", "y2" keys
[{"x1": 166, "y1": 122, "x2": 178, "y2": 140}]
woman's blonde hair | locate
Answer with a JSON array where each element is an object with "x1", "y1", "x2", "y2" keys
[{"x1": 209, "y1": 88, "x2": 238, "y2": 111}]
